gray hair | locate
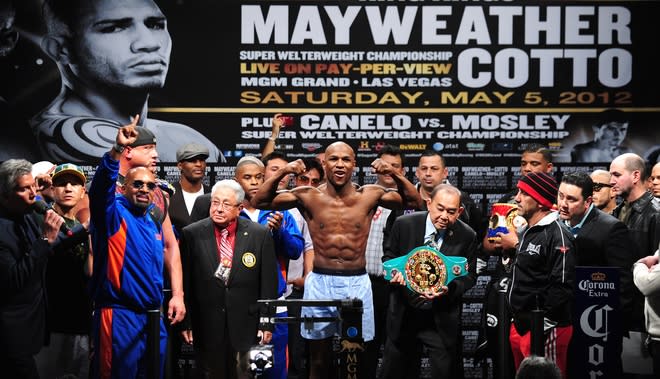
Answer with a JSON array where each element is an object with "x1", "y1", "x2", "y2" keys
[
  {"x1": 212, "y1": 179, "x2": 245, "y2": 204},
  {"x1": 0, "y1": 159, "x2": 32, "y2": 197}
]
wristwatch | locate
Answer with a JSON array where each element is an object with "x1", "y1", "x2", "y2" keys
[{"x1": 113, "y1": 142, "x2": 125, "y2": 153}]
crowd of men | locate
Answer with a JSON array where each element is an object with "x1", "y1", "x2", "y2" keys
[
  {"x1": 1, "y1": 0, "x2": 660, "y2": 378},
  {"x1": 1, "y1": 111, "x2": 659, "y2": 379}
]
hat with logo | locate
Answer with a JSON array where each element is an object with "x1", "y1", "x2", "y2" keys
[
  {"x1": 128, "y1": 127, "x2": 157, "y2": 147},
  {"x1": 176, "y1": 142, "x2": 210, "y2": 162},
  {"x1": 51, "y1": 163, "x2": 86, "y2": 184},
  {"x1": 517, "y1": 172, "x2": 558, "y2": 209}
]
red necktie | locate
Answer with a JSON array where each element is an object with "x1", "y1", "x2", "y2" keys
[{"x1": 219, "y1": 228, "x2": 233, "y2": 268}]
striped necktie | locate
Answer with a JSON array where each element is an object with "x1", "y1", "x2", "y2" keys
[{"x1": 219, "y1": 228, "x2": 233, "y2": 268}]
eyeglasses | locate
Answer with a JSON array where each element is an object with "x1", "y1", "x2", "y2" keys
[
  {"x1": 592, "y1": 182, "x2": 613, "y2": 192},
  {"x1": 211, "y1": 201, "x2": 240, "y2": 211},
  {"x1": 130, "y1": 180, "x2": 157, "y2": 191}
]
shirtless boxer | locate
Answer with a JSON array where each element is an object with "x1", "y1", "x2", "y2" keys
[{"x1": 252, "y1": 141, "x2": 421, "y2": 379}]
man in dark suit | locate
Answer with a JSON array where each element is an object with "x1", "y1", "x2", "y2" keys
[
  {"x1": 169, "y1": 142, "x2": 211, "y2": 236},
  {"x1": 0, "y1": 159, "x2": 64, "y2": 378},
  {"x1": 381, "y1": 184, "x2": 478, "y2": 378},
  {"x1": 189, "y1": 192, "x2": 211, "y2": 224},
  {"x1": 557, "y1": 171, "x2": 635, "y2": 377},
  {"x1": 180, "y1": 179, "x2": 278, "y2": 378}
]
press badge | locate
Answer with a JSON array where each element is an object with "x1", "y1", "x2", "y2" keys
[{"x1": 214, "y1": 260, "x2": 232, "y2": 285}]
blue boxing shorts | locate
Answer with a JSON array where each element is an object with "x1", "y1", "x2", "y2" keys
[{"x1": 300, "y1": 269, "x2": 374, "y2": 342}]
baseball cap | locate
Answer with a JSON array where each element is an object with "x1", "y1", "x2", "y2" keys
[
  {"x1": 51, "y1": 163, "x2": 86, "y2": 184},
  {"x1": 176, "y1": 142, "x2": 210, "y2": 162},
  {"x1": 31, "y1": 161, "x2": 55, "y2": 177},
  {"x1": 128, "y1": 127, "x2": 157, "y2": 147}
]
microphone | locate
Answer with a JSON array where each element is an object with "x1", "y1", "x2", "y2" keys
[{"x1": 33, "y1": 200, "x2": 73, "y2": 237}]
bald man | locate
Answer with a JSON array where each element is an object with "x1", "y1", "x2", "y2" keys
[
  {"x1": 649, "y1": 162, "x2": 660, "y2": 200},
  {"x1": 610, "y1": 153, "x2": 660, "y2": 334},
  {"x1": 88, "y1": 119, "x2": 185, "y2": 377}
]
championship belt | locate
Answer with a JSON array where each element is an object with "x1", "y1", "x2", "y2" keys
[
  {"x1": 487, "y1": 203, "x2": 526, "y2": 243},
  {"x1": 383, "y1": 246, "x2": 469, "y2": 294}
]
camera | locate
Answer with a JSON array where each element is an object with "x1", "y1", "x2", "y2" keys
[{"x1": 247, "y1": 344, "x2": 274, "y2": 377}]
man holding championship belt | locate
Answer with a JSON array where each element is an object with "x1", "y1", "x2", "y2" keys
[{"x1": 381, "y1": 184, "x2": 478, "y2": 378}]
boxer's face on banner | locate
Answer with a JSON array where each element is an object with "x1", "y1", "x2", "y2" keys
[
  {"x1": 69, "y1": 0, "x2": 171, "y2": 90},
  {"x1": 594, "y1": 122, "x2": 628, "y2": 147}
]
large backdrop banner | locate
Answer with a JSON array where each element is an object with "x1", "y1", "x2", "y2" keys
[{"x1": 1, "y1": 0, "x2": 659, "y2": 209}]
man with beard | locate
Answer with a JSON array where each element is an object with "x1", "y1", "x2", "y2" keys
[
  {"x1": 609, "y1": 153, "x2": 660, "y2": 337},
  {"x1": 88, "y1": 119, "x2": 185, "y2": 377},
  {"x1": 33, "y1": 0, "x2": 224, "y2": 163},
  {"x1": 506, "y1": 172, "x2": 575, "y2": 378},
  {"x1": 252, "y1": 142, "x2": 422, "y2": 379}
]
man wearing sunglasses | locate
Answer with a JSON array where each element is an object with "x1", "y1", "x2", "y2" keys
[
  {"x1": 590, "y1": 170, "x2": 617, "y2": 215},
  {"x1": 88, "y1": 116, "x2": 185, "y2": 378}
]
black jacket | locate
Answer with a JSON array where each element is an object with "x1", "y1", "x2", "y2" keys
[
  {"x1": 0, "y1": 209, "x2": 52, "y2": 355},
  {"x1": 612, "y1": 191, "x2": 660, "y2": 330},
  {"x1": 169, "y1": 182, "x2": 211, "y2": 235},
  {"x1": 180, "y1": 217, "x2": 278, "y2": 352},
  {"x1": 612, "y1": 191, "x2": 660, "y2": 261},
  {"x1": 383, "y1": 211, "x2": 478, "y2": 343},
  {"x1": 573, "y1": 208, "x2": 635, "y2": 321},
  {"x1": 507, "y1": 212, "x2": 576, "y2": 334}
]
